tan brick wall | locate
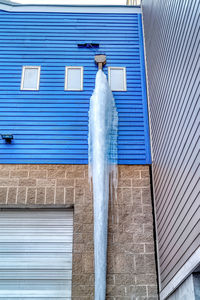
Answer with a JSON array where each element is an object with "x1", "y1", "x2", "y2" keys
[{"x1": 0, "y1": 164, "x2": 158, "y2": 300}]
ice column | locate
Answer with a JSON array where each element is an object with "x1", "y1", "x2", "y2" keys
[{"x1": 88, "y1": 70, "x2": 118, "y2": 300}]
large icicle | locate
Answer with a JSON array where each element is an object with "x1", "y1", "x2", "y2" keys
[{"x1": 88, "y1": 70, "x2": 118, "y2": 300}]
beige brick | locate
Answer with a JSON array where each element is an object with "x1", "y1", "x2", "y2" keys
[
  {"x1": 72, "y1": 285, "x2": 94, "y2": 297},
  {"x1": 118, "y1": 205, "x2": 143, "y2": 223},
  {"x1": 147, "y1": 296, "x2": 159, "y2": 300},
  {"x1": 47, "y1": 169, "x2": 65, "y2": 178},
  {"x1": 145, "y1": 243, "x2": 155, "y2": 253},
  {"x1": 145, "y1": 254, "x2": 156, "y2": 273},
  {"x1": 0, "y1": 170, "x2": 9, "y2": 178},
  {"x1": 82, "y1": 232, "x2": 94, "y2": 244},
  {"x1": 73, "y1": 165, "x2": 86, "y2": 172},
  {"x1": 127, "y1": 285, "x2": 147, "y2": 297},
  {"x1": 73, "y1": 223, "x2": 83, "y2": 234},
  {"x1": 17, "y1": 187, "x2": 26, "y2": 204},
  {"x1": 82, "y1": 223, "x2": 93, "y2": 233},
  {"x1": 72, "y1": 253, "x2": 83, "y2": 274},
  {"x1": 143, "y1": 205, "x2": 152, "y2": 214},
  {"x1": 72, "y1": 274, "x2": 94, "y2": 285},
  {"x1": 17, "y1": 164, "x2": 38, "y2": 170},
  {"x1": 10, "y1": 170, "x2": 28, "y2": 178},
  {"x1": 84, "y1": 187, "x2": 93, "y2": 204},
  {"x1": 136, "y1": 274, "x2": 157, "y2": 285},
  {"x1": 141, "y1": 169, "x2": 150, "y2": 178},
  {"x1": 132, "y1": 188, "x2": 142, "y2": 204},
  {"x1": 46, "y1": 187, "x2": 55, "y2": 204},
  {"x1": 135, "y1": 254, "x2": 145, "y2": 274},
  {"x1": 107, "y1": 285, "x2": 126, "y2": 297},
  {"x1": 0, "y1": 179, "x2": 18, "y2": 186},
  {"x1": 0, "y1": 165, "x2": 16, "y2": 170},
  {"x1": 113, "y1": 232, "x2": 133, "y2": 244},
  {"x1": 0, "y1": 187, "x2": 7, "y2": 203},
  {"x1": 73, "y1": 243, "x2": 84, "y2": 253},
  {"x1": 118, "y1": 178, "x2": 132, "y2": 187},
  {"x1": 115, "y1": 274, "x2": 135, "y2": 285},
  {"x1": 84, "y1": 241, "x2": 94, "y2": 252},
  {"x1": 37, "y1": 165, "x2": 53, "y2": 170},
  {"x1": 75, "y1": 178, "x2": 88, "y2": 187},
  {"x1": 27, "y1": 188, "x2": 36, "y2": 204},
  {"x1": 72, "y1": 297, "x2": 94, "y2": 300},
  {"x1": 66, "y1": 170, "x2": 85, "y2": 178},
  {"x1": 113, "y1": 187, "x2": 122, "y2": 204},
  {"x1": 132, "y1": 178, "x2": 150, "y2": 187},
  {"x1": 7, "y1": 187, "x2": 17, "y2": 204},
  {"x1": 144, "y1": 224, "x2": 154, "y2": 233},
  {"x1": 121, "y1": 243, "x2": 145, "y2": 254},
  {"x1": 134, "y1": 214, "x2": 153, "y2": 225},
  {"x1": 37, "y1": 179, "x2": 55, "y2": 187},
  {"x1": 114, "y1": 254, "x2": 134, "y2": 274},
  {"x1": 19, "y1": 179, "x2": 36, "y2": 186},
  {"x1": 119, "y1": 166, "x2": 140, "y2": 179},
  {"x1": 55, "y1": 188, "x2": 64, "y2": 204},
  {"x1": 36, "y1": 187, "x2": 45, "y2": 204},
  {"x1": 83, "y1": 253, "x2": 94, "y2": 273},
  {"x1": 133, "y1": 231, "x2": 154, "y2": 243},
  {"x1": 142, "y1": 188, "x2": 152, "y2": 204},
  {"x1": 57, "y1": 179, "x2": 74, "y2": 187},
  {"x1": 65, "y1": 188, "x2": 74, "y2": 204},
  {"x1": 122, "y1": 188, "x2": 132, "y2": 204},
  {"x1": 147, "y1": 286, "x2": 158, "y2": 297},
  {"x1": 29, "y1": 170, "x2": 47, "y2": 179},
  {"x1": 74, "y1": 187, "x2": 84, "y2": 204},
  {"x1": 73, "y1": 232, "x2": 83, "y2": 244},
  {"x1": 107, "y1": 274, "x2": 115, "y2": 285}
]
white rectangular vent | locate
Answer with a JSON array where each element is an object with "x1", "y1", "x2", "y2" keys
[
  {"x1": 65, "y1": 66, "x2": 83, "y2": 91},
  {"x1": 108, "y1": 67, "x2": 127, "y2": 91},
  {"x1": 21, "y1": 66, "x2": 41, "y2": 90}
]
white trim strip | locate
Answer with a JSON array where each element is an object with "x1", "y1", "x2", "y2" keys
[
  {"x1": 0, "y1": 3, "x2": 141, "y2": 13},
  {"x1": 160, "y1": 246, "x2": 200, "y2": 300}
]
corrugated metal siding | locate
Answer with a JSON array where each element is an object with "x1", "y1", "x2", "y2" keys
[
  {"x1": 142, "y1": 0, "x2": 200, "y2": 291},
  {"x1": 0, "y1": 209, "x2": 73, "y2": 299},
  {"x1": 0, "y1": 10, "x2": 151, "y2": 165}
]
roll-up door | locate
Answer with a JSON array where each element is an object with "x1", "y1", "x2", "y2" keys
[{"x1": 0, "y1": 209, "x2": 73, "y2": 299}]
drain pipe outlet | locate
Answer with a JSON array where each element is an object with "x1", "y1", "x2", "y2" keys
[{"x1": 94, "y1": 54, "x2": 106, "y2": 70}]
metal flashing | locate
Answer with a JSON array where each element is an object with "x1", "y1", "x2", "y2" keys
[
  {"x1": 160, "y1": 247, "x2": 200, "y2": 300},
  {"x1": 0, "y1": 2, "x2": 141, "y2": 13}
]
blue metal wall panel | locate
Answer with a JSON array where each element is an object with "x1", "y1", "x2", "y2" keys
[{"x1": 0, "y1": 10, "x2": 151, "y2": 164}]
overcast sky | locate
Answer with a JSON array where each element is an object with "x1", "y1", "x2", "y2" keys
[{"x1": 14, "y1": 0, "x2": 126, "y2": 4}]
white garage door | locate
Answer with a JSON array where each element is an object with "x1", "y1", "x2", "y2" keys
[{"x1": 0, "y1": 209, "x2": 73, "y2": 299}]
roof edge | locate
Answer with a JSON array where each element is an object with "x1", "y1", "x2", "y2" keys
[{"x1": 0, "y1": 2, "x2": 141, "y2": 13}]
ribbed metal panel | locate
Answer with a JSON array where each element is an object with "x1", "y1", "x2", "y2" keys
[
  {"x1": 142, "y1": 0, "x2": 200, "y2": 291},
  {"x1": 0, "y1": 209, "x2": 73, "y2": 299},
  {"x1": 0, "y1": 10, "x2": 151, "y2": 165}
]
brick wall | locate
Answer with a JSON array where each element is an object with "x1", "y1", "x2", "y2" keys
[{"x1": 0, "y1": 164, "x2": 158, "y2": 299}]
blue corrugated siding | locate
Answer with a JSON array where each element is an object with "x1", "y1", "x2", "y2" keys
[{"x1": 0, "y1": 10, "x2": 151, "y2": 164}]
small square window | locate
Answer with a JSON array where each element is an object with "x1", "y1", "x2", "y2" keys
[
  {"x1": 65, "y1": 66, "x2": 83, "y2": 91},
  {"x1": 21, "y1": 66, "x2": 41, "y2": 90},
  {"x1": 108, "y1": 67, "x2": 127, "y2": 91}
]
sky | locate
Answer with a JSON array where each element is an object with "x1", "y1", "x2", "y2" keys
[{"x1": 14, "y1": 0, "x2": 127, "y2": 4}]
